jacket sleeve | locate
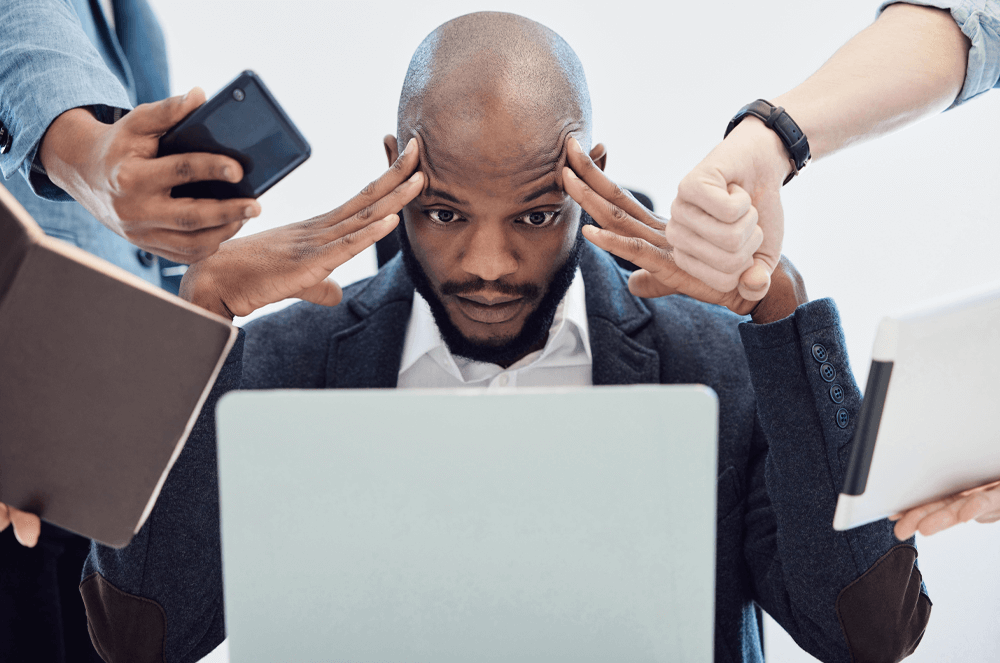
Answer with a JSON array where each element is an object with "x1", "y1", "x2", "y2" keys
[
  {"x1": 0, "y1": 0, "x2": 132, "y2": 198},
  {"x1": 738, "y1": 298, "x2": 931, "y2": 663},
  {"x1": 80, "y1": 331, "x2": 246, "y2": 663}
]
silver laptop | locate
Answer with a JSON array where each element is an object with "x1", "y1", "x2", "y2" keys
[{"x1": 216, "y1": 385, "x2": 718, "y2": 662}]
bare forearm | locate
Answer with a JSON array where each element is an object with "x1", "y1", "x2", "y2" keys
[
  {"x1": 773, "y1": 3, "x2": 970, "y2": 161},
  {"x1": 38, "y1": 107, "x2": 115, "y2": 219}
]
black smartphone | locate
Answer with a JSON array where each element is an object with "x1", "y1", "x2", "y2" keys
[{"x1": 157, "y1": 70, "x2": 311, "y2": 199}]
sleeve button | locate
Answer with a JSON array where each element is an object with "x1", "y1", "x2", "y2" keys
[
  {"x1": 830, "y1": 384, "x2": 845, "y2": 404},
  {"x1": 819, "y1": 362, "x2": 837, "y2": 382},
  {"x1": 836, "y1": 408, "x2": 850, "y2": 429},
  {"x1": 811, "y1": 343, "x2": 828, "y2": 362},
  {"x1": 0, "y1": 123, "x2": 12, "y2": 154}
]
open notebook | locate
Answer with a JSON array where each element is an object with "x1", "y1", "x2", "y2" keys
[{"x1": 0, "y1": 183, "x2": 236, "y2": 548}]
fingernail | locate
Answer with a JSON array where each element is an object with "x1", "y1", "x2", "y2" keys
[
  {"x1": 564, "y1": 168, "x2": 579, "y2": 180},
  {"x1": 221, "y1": 166, "x2": 232, "y2": 181},
  {"x1": 569, "y1": 136, "x2": 583, "y2": 153},
  {"x1": 404, "y1": 138, "x2": 416, "y2": 155},
  {"x1": 244, "y1": 205, "x2": 256, "y2": 219},
  {"x1": 408, "y1": 171, "x2": 422, "y2": 184}
]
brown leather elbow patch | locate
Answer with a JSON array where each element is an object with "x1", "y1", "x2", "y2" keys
[
  {"x1": 836, "y1": 544, "x2": 931, "y2": 663},
  {"x1": 80, "y1": 573, "x2": 167, "y2": 663}
]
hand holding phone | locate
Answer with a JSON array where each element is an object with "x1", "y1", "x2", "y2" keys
[{"x1": 158, "y1": 71, "x2": 311, "y2": 199}]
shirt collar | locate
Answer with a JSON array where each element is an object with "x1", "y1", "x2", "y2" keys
[{"x1": 398, "y1": 268, "x2": 591, "y2": 379}]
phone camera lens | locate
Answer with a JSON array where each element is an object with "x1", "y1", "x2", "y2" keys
[{"x1": 232, "y1": 88, "x2": 245, "y2": 102}]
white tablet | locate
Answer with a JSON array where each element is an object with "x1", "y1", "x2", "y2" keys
[{"x1": 834, "y1": 285, "x2": 1000, "y2": 530}]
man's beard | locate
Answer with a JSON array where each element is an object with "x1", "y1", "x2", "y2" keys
[{"x1": 397, "y1": 215, "x2": 586, "y2": 367}]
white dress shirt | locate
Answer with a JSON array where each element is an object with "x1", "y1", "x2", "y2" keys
[{"x1": 397, "y1": 270, "x2": 592, "y2": 389}]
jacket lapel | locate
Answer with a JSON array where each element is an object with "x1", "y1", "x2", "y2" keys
[
  {"x1": 580, "y1": 244, "x2": 661, "y2": 386},
  {"x1": 327, "y1": 256, "x2": 414, "y2": 389},
  {"x1": 327, "y1": 245, "x2": 661, "y2": 388}
]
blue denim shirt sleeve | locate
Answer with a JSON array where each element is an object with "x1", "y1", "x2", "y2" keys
[
  {"x1": 0, "y1": 0, "x2": 132, "y2": 199},
  {"x1": 878, "y1": 0, "x2": 1000, "y2": 106}
]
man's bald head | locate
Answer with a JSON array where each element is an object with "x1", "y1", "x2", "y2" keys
[{"x1": 396, "y1": 12, "x2": 592, "y2": 177}]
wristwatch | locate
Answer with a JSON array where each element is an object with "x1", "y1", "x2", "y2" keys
[{"x1": 725, "y1": 99, "x2": 810, "y2": 185}]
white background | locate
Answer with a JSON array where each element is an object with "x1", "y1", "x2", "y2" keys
[{"x1": 146, "y1": 0, "x2": 1000, "y2": 660}]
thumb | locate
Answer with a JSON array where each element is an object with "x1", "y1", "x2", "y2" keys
[
  {"x1": 628, "y1": 269, "x2": 680, "y2": 299},
  {"x1": 126, "y1": 87, "x2": 206, "y2": 136},
  {"x1": 10, "y1": 506, "x2": 41, "y2": 548},
  {"x1": 296, "y1": 277, "x2": 344, "y2": 307},
  {"x1": 737, "y1": 257, "x2": 773, "y2": 301}
]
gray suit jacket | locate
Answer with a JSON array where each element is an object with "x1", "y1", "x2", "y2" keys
[{"x1": 83, "y1": 244, "x2": 930, "y2": 663}]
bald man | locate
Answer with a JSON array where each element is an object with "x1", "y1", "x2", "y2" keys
[{"x1": 80, "y1": 13, "x2": 929, "y2": 663}]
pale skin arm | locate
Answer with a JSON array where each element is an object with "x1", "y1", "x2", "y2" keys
[
  {"x1": 38, "y1": 88, "x2": 262, "y2": 263},
  {"x1": 668, "y1": 2, "x2": 971, "y2": 299}
]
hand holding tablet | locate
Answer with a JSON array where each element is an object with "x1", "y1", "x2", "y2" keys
[{"x1": 889, "y1": 479, "x2": 1000, "y2": 539}]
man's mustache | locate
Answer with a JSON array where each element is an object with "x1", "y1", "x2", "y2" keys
[{"x1": 440, "y1": 278, "x2": 541, "y2": 299}]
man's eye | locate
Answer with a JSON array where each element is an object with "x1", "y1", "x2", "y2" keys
[
  {"x1": 427, "y1": 209, "x2": 460, "y2": 224},
  {"x1": 517, "y1": 211, "x2": 558, "y2": 227}
]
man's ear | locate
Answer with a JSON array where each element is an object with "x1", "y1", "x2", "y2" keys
[
  {"x1": 590, "y1": 143, "x2": 607, "y2": 171},
  {"x1": 383, "y1": 134, "x2": 399, "y2": 167}
]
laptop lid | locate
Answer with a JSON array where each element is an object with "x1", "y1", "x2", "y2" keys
[
  {"x1": 834, "y1": 285, "x2": 1000, "y2": 530},
  {"x1": 216, "y1": 385, "x2": 718, "y2": 662}
]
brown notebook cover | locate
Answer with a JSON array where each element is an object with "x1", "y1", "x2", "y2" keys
[{"x1": 0, "y1": 183, "x2": 237, "y2": 548}]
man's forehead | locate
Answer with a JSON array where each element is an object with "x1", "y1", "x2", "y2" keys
[{"x1": 408, "y1": 111, "x2": 584, "y2": 193}]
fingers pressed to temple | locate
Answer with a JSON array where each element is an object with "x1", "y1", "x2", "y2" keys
[
  {"x1": 563, "y1": 169, "x2": 664, "y2": 246},
  {"x1": 320, "y1": 172, "x2": 422, "y2": 245},
  {"x1": 322, "y1": 214, "x2": 400, "y2": 267},
  {"x1": 581, "y1": 224, "x2": 657, "y2": 269},
  {"x1": 565, "y1": 139, "x2": 661, "y2": 228},
  {"x1": 332, "y1": 138, "x2": 420, "y2": 222}
]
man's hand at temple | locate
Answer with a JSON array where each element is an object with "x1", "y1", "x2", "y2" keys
[
  {"x1": 179, "y1": 137, "x2": 424, "y2": 319},
  {"x1": 0, "y1": 503, "x2": 40, "y2": 548},
  {"x1": 562, "y1": 136, "x2": 806, "y2": 324},
  {"x1": 890, "y1": 479, "x2": 1000, "y2": 540},
  {"x1": 38, "y1": 87, "x2": 262, "y2": 263}
]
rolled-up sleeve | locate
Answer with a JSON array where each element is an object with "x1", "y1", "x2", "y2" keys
[
  {"x1": 0, "y1": 0, "x2": 132, "y2": 198},
  {"x1": 879, "y1": 1, "x2": 1000, "y2": 105}
]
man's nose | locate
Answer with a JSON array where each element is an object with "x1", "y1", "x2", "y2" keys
[{"x1": 459, "y1": 222, "x2": 518, "y2": 282}]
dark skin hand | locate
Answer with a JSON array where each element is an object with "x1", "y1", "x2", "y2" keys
[
  {"x1": 39, "y1": 88, "x2": 262, "y2": 263},
  {"x1": 561, "y1": 137, "x2": 807, "y2": 323},
  {"x1": 180, "y1": 138, "x2": 424, "y2": 319}
]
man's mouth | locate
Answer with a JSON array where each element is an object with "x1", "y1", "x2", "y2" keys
[{"x1": 453, "y1": 294, "x2": 527, "y2": 324}]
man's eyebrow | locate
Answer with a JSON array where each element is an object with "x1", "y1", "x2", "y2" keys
[
  {"x1": 422, "y1": 187, "x2": 467, "y2": 205},
  {"x1": 520, "y1": 182, "x2": 561, "y2": 204}
]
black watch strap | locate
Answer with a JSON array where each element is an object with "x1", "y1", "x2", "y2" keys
[{"x1": 725, "y1": 99, "x2": 810, "y2": 185}]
